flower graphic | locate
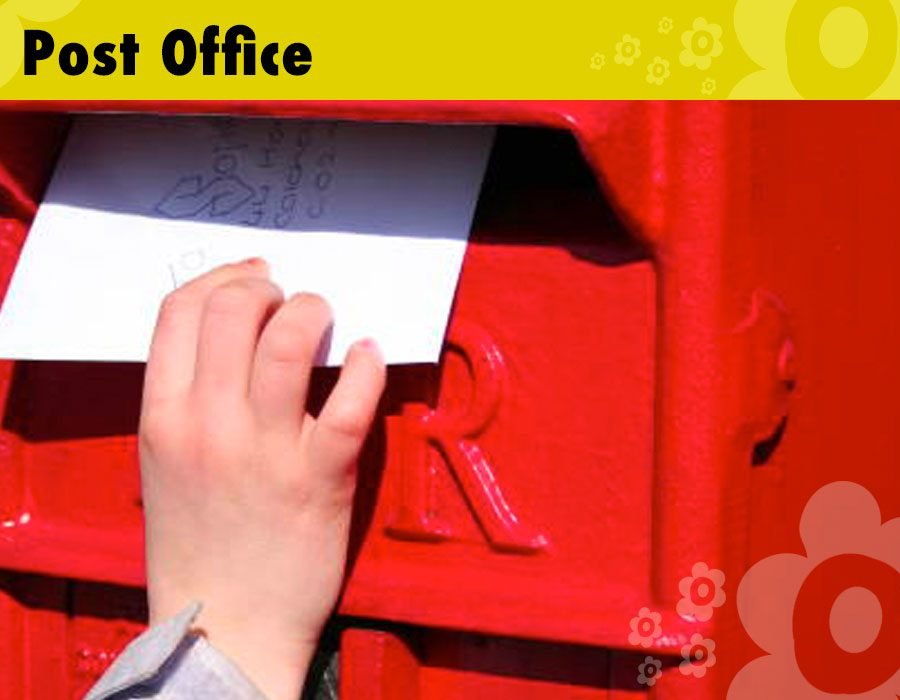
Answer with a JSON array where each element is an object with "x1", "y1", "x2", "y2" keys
[
  {"x1": 614, "y1": 34, "x2": 642, "y2": 67},
  {"x1": 731, "y1": 0, "x2": 900, "y2": 98},
  {"x1": 590, "y1": 52, "x2": 606, "y2": 70},
  {"x1": 637, "y1": 656, "x2": 663, "y2": 687},
  {"x1": 677, "y1": 561, "x2": 726, "y2": 621},
  {"x1": 728, "y1": 482, "x2": 899, "y2": 698},
  {"x1": 0, "y1": 0, "x2": 82, "y2": 88},
  {"x1": 701, "y1": 77, "x2": 717, "y2": 95},
  {"x1": 628, "y1": 607, "x2": 662, "y2": 648},
  {"x1": 658, "y1": 17, "x2": 674, "y2": 35},
  {"x1": 680, "y1": 633, "x2": 716, "y2": 678},
  {"x1": 679, "y1": 17, "x2": 724, "y2": 70},
  {"x1": 646, "y1": 57, "x2": 671, "y2": 86}
]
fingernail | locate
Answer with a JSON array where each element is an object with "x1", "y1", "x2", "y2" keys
[
  {"x1": 355, "y1": 337, "x2": 383, "y2": 362},
  {"x1": 239, "y1": 257, "x2": 268, "y2": 270},
  {"x1": 289, "y1": 291, "x2": 323, "y2": 303}
]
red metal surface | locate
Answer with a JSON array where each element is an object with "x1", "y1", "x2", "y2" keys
[
  {"x1": 0, "y1": 101, "x2": 898, "y2": 698},
  {"x1": 0, "y1": 571, "x2": 144, "y2": 700}
]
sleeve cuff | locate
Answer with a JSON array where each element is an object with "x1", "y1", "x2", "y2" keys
[{"x1": 84, "y1": 602, "x2": 268, "y2": 700}]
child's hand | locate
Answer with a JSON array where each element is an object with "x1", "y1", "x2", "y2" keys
[{"x1": 138, "y1": 259, "x2": 385, "y2": 700}]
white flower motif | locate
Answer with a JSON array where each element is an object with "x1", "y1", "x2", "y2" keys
[
  {"x1": 728, "y1": 482, "x2": 899, "y2": 698},
  {"x1": 637, "y1": 656, "x2": 663, "y2": 686},
  {"x1": 628, "y1": 606, "x2": 663, "y2": 648},
  {"x1": 0, "y1": 0, "x2": 82, "y2": 87},
  {"x1": 679, "y1": 17, "x2": 724, "y2": 70},
  {"x1": 614, "y1": 34, "x2": 642, "y2": 67},
  {"x1": 732, "y1": 0, "x2": 900, "y2": 98},
  {"x1": 680, "y1": 633, "x2": 716, "y2": 678},
  {"x1": 646, "y1": 56, "x2": 671, "y2": 86},
  {"x1": 677, "y1": 561, "x2": 726, "y2": 621}
]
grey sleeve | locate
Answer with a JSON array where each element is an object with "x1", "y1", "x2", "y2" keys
[{"x1": 84, "y1": 602, "x2": 268, "y2": 700}]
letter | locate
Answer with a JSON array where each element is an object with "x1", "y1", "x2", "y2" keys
[
  {"x1": 199, "y1": 25, "x2": 220, "y2": 75},
  {"x1": 222, "y1": 25, "x2": 256, "y2": 75},
  {"x1": 119, "y1": 33, "x2": 140, "y2": 75},
  {"x1": 282, "y1": 42, "x2": 312, "y2": 76},
  {"x1": 23, "y1": 29, "x2": 54, "y2": 76},
  {"x1": 92, "y1": 42, "x2": 117, "y2": 76},
  {"x1": 59, "y1": 42, "x2": 89, "y2": 76},
  {"x1": 162, "y1": 28, "x2": 196, "y2": 76},
  {"x1": 261, "y1": 42, "x2": 279, "y2": 76}
]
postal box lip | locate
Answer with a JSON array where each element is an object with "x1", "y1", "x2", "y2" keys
[{"x1": 0, "y1": 100, "x2": 617, "y2": 126}]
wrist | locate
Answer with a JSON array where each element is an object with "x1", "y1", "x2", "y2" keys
[{"x1": 198, "y1": 625, "x2": 317, "y2": 700}]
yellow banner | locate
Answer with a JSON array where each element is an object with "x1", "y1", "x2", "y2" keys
[{"x1": 0, "y1": 0, "x2": 897, "y2": 99}]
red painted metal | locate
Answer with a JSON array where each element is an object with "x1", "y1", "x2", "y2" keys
[
  {"x1": 0, "y1": 102, "x2": 898, "y2": 698},
  {"x1": 0, "y1": 571, "x2": 144, "y2": 700}
]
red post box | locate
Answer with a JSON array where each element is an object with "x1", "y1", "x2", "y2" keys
[{"x1": 0, "y1": 101, "x2": 897, "y2": 699}]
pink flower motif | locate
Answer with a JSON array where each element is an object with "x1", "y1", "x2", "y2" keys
[
  {"x1": 729, "y1": 482, "x2": 900, "y2": 698},
  {"x1": 637, "y1": 656, "x2": 663, "y2": 686},
  {"x1": 677, "y1": 561, "x2": 726, "y2": 621},
  {"x1": 680, "y1": 633, "x2": 716, "y2": 678},
  {"x1": 628, "y1": 606, "x2": 663, "y2": 648}
]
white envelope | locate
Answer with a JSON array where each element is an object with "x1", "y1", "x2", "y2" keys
[{"x1": 0, "y1": 115, "x2": 494, "y2": 365}]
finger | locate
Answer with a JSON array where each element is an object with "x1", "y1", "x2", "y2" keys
[
  {"x1": 308, "y1": 339, "x2": 386, "y2": 481},
  {"x1": 193, "y1": 277, "x2": 284, "y2": 402},
  {"x1": 143, "y1": 258, "x2": 269, "y2": 406},
  {"x1": 250, "y1": 293, "x2": 333, "y2": 431}
]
